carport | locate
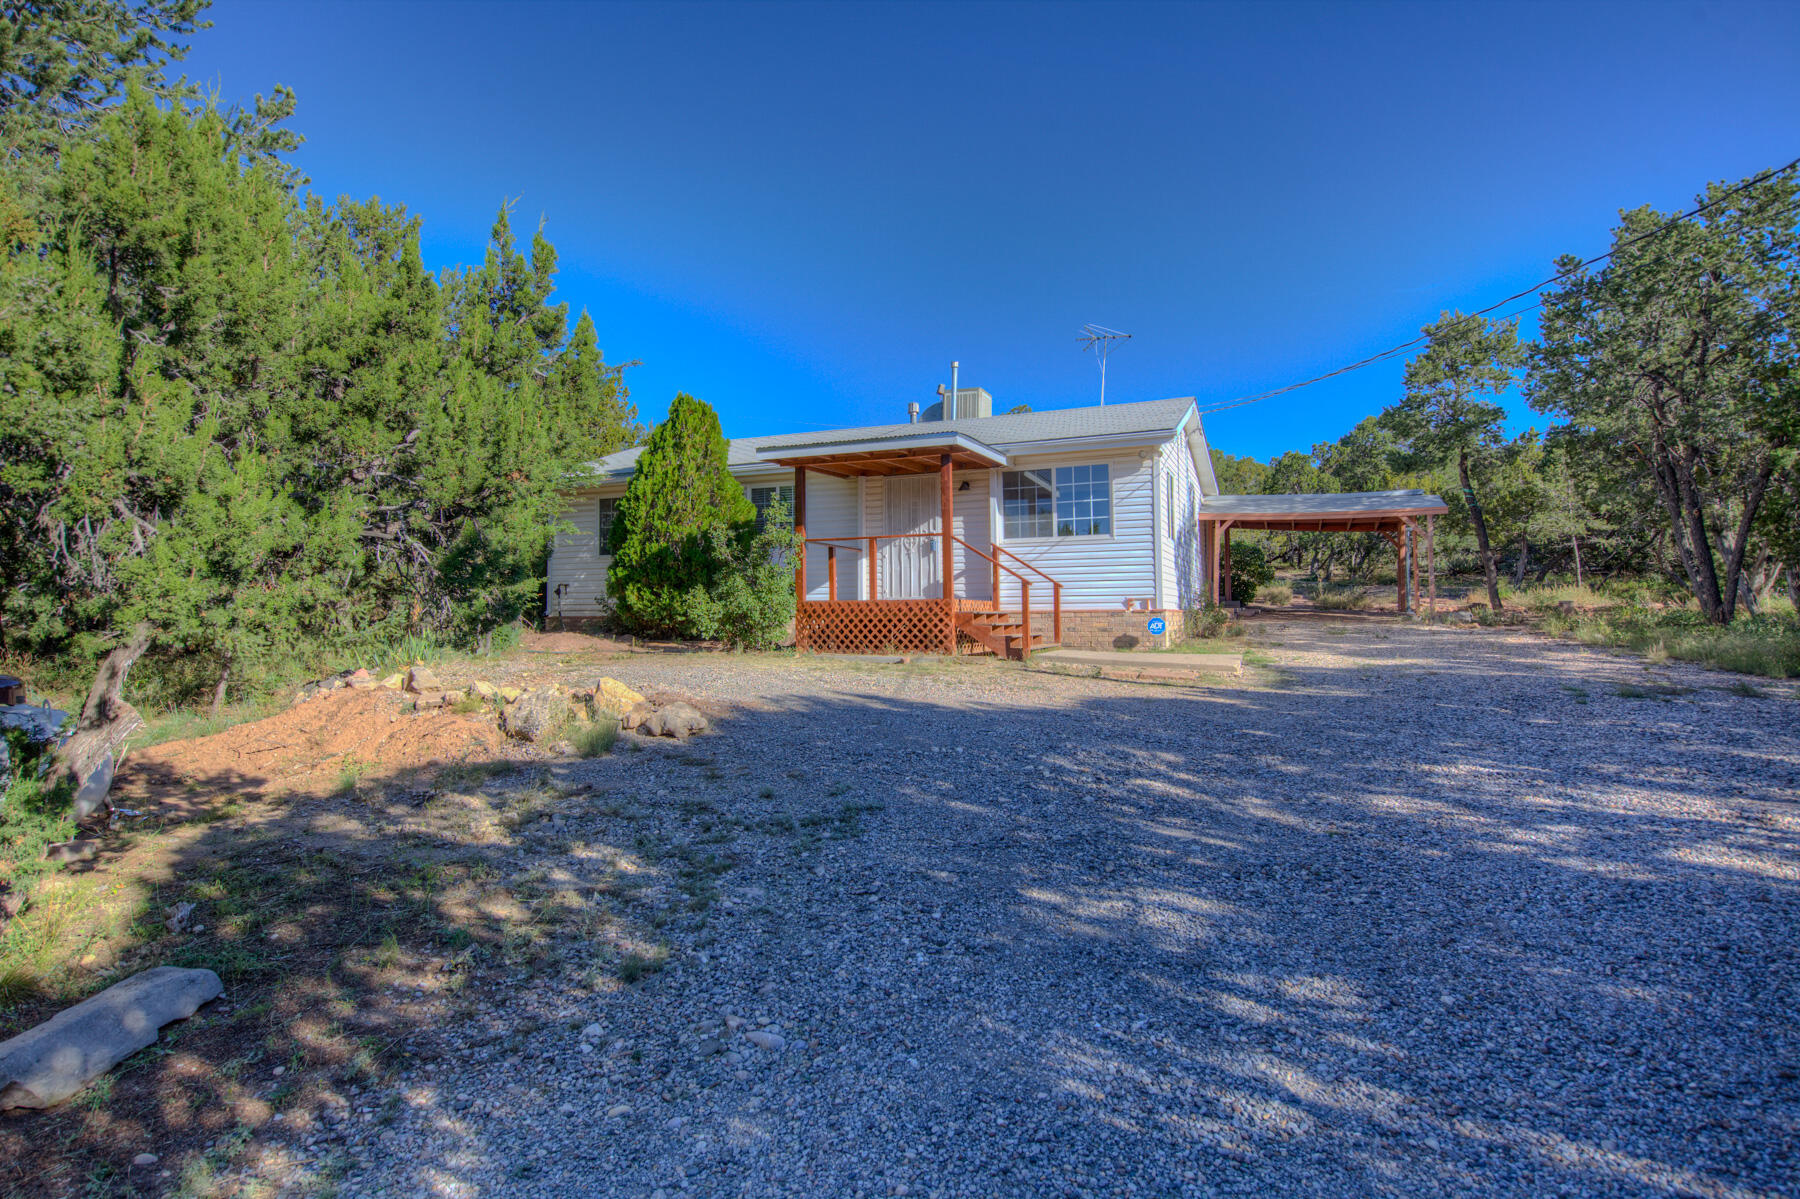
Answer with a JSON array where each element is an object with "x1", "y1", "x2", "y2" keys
[{"x1": 1196, "y1": 489, "x2": 1450, "y2": 614}]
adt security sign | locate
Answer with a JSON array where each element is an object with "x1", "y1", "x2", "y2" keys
[{"x1": 1147, "y1": 616, "x2": 1167, "y2": 636}]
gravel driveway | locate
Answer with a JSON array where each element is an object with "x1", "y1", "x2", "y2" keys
[{"x1": 337, "y1": 619, "x2": 1800, "y2": 1198}]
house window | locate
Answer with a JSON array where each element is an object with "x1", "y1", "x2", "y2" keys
[
  {"x1": 1002, "y1": 464, "x2": 1112, "y2": 539},
  {"x1": 1002, "y1": 470, "x2": 1054, "y2": 539},
  {"x1": 750, "y1": 485, "x2": 794, "y2": 530},
  {"x1": 1054, "y1": 464, "x2": 1111, "y2": 537},
  {"x1": 596, "y1": 497, "x2": 619, "y2": 554}
]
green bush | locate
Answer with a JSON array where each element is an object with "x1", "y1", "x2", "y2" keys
[
  {"x1": 1227, "y1": 541, "x2": 1276, "y2": 604},
  {"x1": 1258, "y1": 582, "x2": 1293, "y2": 606},
  {"x1": 688, "y1": 500, "x2": 803, "y2": 650},
  {"x1": 607, "y1": 395, "x2": 756, "y2": 636}
]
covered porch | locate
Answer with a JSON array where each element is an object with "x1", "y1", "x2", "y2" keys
[
  {"x1": 763, "y1": 432, "x2": 1063, "y2": 658},
  {"x1": 1196, "y1": 490, "x2": 1451, "y2": 615}
]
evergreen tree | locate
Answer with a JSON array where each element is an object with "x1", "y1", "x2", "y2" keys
[
  {"x1": 607, "y1": 394, "x2": 754, "y2": 636},
  {"x1": 1384, "y1": 311, "x2": 1524, "y2": 610},
  {"x1": 1531, "y1": 168, "x2": 1799, "y2": 622}
]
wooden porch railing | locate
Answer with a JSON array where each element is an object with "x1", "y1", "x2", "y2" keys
[
  {"x1": 800, "y1": 533, "x2": 1062, "y2": 655},
  {"x1": 991, "y1": 544, "x2": 1063, "y2": 646}
]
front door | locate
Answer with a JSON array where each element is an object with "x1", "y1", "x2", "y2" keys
[{"x1": 883, "y1": 476, "x2": 942, "y2": 599}]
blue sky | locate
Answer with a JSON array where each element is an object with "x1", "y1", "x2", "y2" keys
[{"x1": 184, "y1": 0, "x2": 1799, "y2": 460}]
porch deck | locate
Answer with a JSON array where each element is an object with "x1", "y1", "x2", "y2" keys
[{"x1": 766, "y1": 436, "x2": 1063, "y2": 659}]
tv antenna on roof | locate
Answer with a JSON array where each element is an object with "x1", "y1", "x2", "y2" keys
[{"x1": 1078, "y1": 324, "x2": 1131, "y2": 406}]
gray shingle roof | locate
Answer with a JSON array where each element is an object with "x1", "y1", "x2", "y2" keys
[
  {"x1": 585, "y1": 397, "x2": 1198, "y2": 478},
  {"x1": 1199, "y1": 489, "x2": 1449, "y2": 516}
]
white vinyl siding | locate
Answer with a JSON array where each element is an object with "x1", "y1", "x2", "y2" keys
[
  {"x1": 546, "y1": 485, "x2": 626, "y2": 619},
  {"x1": 990, "y1": 449, "x2": 1158, "y2": 608},
  {"x1": 786, "y1": 472, "x2": 859, "y2": 601},
  {"x1": 1157, "y1": 438, "x2": 1204, "y2": 607}
]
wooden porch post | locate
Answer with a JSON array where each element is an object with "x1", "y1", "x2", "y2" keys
[
  {"x1": 1427, "y1": 513, "x2": 1437, "y2": 622},
  {"x1": 827, "y1": 544, "x2": 837, "y2": 601},
  {"x1": 940, "y1": 453, "x2": 955, "y2": 653},
  {"x1": 793, "y1": 466, "x2": 808, "y2": 648},
  {"x1": 1207, "y1": 520, "x2": 1232, "y2": 605},
  {"x1": 1221, "y1": 529, "x2": 1234, "y2": 606}
]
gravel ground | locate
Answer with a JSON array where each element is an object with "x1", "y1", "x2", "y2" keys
[{"x1": 324, "y1": 619, "x2": 1799, "y2": 1198}]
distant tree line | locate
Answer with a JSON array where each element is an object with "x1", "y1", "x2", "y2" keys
[
  {"x1": 0, "y1": 1, "x2": 640, "y2": 704},
  {"x1": 1214, "y1": 167, "x2": 1799, "y2": 623}
]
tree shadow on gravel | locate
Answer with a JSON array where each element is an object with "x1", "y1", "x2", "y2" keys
[
  {"x1": 0, "y1": 737, "x2": 689, "y2": 1198},
  {"x1": 562, "y1": 647, "x2": 1797, "y2": 1199}
]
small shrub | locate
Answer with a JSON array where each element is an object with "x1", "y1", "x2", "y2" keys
[
  {"x1": 570, "y1": 721, "x2": 617, "y2": 758},
  {"x1": 1314, "y1": 586, "x2": 1371, "y2": 611},
  {"x1": 1257, "y1": 582, "x2": 1293, "y2": 607},
  {"x1": 617, "y1": 946, "x2": 668, "y2": 982},
  {"x1": 1186, "y1": 606, "x2": 1229, "y2": 638}
]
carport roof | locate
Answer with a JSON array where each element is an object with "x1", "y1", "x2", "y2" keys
[{"x1": 1198, "y1": 489, "x2": 1448, "y2": 530}]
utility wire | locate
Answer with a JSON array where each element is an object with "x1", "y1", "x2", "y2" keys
[{"x1": 1195, "y1": 158, "x2": 1800, "y2": 419}]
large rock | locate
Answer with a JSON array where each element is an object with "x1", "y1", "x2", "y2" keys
[
  {"x1": 592, "y1": 678, "x2": 646, "y2": 715},
  {"x1": 624, "y1": 700, "x2": 708, "y2": 739},
  {"x1": 0, "y1": 966, "x2": 222, "y2": 1109},
  {"x1": 502, "y1": 689, "x2": 570, "y2": 743},
  {"x1": 405, "y1": 666, "x2": 444, "y2": 694}
]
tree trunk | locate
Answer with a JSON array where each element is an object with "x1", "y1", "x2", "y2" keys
[
  {"x1": 51, "y1": 621, "x2": 153, "y2": 803},
  {"x1": 210, "y1": 658, "x2": 231, "y2": 719},
  {"x1": 1460, "y1": 449, "x2": 1502, "y2": 610},
  {"x1": 1571, "y1": 536, "x2": 1583, "y2": 589},
  {"x1": 1668, "y1": 445, "x2": 1727, "y2": 622},
  {"x1": 1718, "y1": 458, "x2": 1774, "y2": 622}
]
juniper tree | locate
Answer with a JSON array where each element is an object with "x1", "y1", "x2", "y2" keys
[{"x1": 607, "y1": 394, "x2": 754, "y2": 636}]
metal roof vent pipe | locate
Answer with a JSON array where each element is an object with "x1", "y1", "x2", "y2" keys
[{"x1": 907, "y1": 402, "x2": 920, "y2": 424}]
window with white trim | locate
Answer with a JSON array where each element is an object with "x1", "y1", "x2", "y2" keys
[
  {"x1": 596, "y1": 497, "x2": 619, "y2": 554},
  {"x1": 750, "y1": 485, "x2": 794, "y2": 530},
  {"x1": 1001, "y1": 464, "x2": 1112, "y2": 539}
]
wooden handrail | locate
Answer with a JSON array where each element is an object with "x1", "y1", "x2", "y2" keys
[
  {"x1": 799, "y1": 533, "x2": 1064, "y2": 648},
  {"x1": 989, "y1": 543, "x2": 1063, "y2": 646}
]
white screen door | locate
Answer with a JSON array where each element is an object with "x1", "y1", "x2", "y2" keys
[{"x1": 883, "y1": 476, "x2": 942, "y2": 599}]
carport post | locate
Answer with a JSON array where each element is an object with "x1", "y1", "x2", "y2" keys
[
  {"x1": 1408, "y1": 520, "x2": 1420, "y2": 612},
  {"x1": 1221, "y1": 529, "x2": 1233, "y2": 606},
  {"x1": 1427, "y1": 514, "x2": 1436, "y2": 622},
  {"x1": 1395, "y1": 526, "x2": 1407, "y2": 614}
]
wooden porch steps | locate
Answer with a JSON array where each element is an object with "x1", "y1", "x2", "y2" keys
[{"x1": 955, "y1": 609, "x2": 1056, "y2": 661}]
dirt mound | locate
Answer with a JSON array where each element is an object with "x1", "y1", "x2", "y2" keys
[
  {"x1": 121, "y1": 688, "x2": 513, "y2": 802},
  {"x1": 521, "y1": 629, "x2": 636, "y2": 654}
]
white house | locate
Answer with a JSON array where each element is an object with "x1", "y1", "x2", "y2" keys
[{"x1": 547, "y1": 390, "x2": 1224, "y2": 653}]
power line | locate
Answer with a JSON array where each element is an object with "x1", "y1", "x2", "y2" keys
[{"x1": 1195, "y1": 158, "x2": 1800, "y2": 419}]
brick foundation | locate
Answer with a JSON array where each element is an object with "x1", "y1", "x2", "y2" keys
[{"x1": 999, "y1": 608, "x2": 1188, "y2": 652}]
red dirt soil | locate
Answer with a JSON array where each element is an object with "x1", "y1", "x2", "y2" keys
[
  {"x1": 118, "y1": 688, "x2": 512, "y2": 803},
  {"x1": 520, "y1": 629, "x2": 637, "y2": 653}
]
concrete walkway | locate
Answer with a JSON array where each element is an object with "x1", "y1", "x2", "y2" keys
[{"x1": 1034, "y1": 647, "x2": 1243, "y2": 678}]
